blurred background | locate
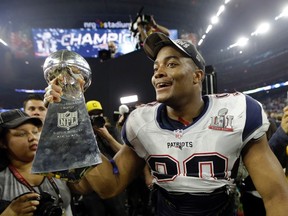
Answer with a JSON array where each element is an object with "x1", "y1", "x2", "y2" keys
[{"x1": 0, "y1": 0, "x2": 287, "y2": 121}]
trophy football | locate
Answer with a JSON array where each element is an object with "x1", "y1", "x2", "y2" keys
[{"x1": 32, "y1": 50, "x2": 102, "y2": 182}]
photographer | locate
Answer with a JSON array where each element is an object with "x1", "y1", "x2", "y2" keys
[
  {"x1": 0, "y1": 109, "x2": 73, "y2": 216},
  {"x1": 86, "y1": 100, "x2": 123, "y2": 156},
  {"x1": 79, "y1": 100, "x2": 127, "y2": 216},
  {"x1": 136, "y1": 15, "x2": 170, "y2": 48}
]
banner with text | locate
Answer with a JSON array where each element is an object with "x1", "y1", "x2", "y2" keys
[{"x1": 32, "y1": 28, "x2": 178, "y2": 58}]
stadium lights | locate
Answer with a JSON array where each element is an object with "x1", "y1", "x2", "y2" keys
[
  {"x1": 228, "y1": 37, "x2": 249, "y2": 49},
  {"x1": 0, "y1": 38, "x2": 8, "y2": 46},
  {"x1": 211, "y1": 16, "x2": 219, "y2": 24},
  {"x1": 251, "y1": 22, "x2": 270, "y2": 36},
  {"x1": 120, "y1": 95, "x2": 138, "y2": 104},
  {"x1": 236, "y1": 37, "x2": 249, "y2": 46},
  {"x1": 275, "y1": 6, "x2": 288, "y2": 20},
  {"x1": 205, "y1": 24, "x2": 213, "y2": 34},
  {"x1": 15, "y1": 89, "x2": 45, "y2": 93},
  {"x1": 216, "y1": 5, "x2": 225, "y2": 16},
  {"x1": 199, "y1": 0, "x2": 285, "y2": 50},
  {"x1": 243, "y1": 81, "x2": 288, "y2": 95},
  {"x1": 198, "y1": 39, "x2": 204, "y2": 46},
  {"x1": 198, "y1": 0, "x2": 231, "y2": 46}
]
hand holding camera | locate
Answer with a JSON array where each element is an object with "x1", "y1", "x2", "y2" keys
[
  {"x1": 0, "y1": 191, "x2": 63, "y2": 216},
  {"x1": 0, "y1": 192, "x2": 40, "y2": 215}
]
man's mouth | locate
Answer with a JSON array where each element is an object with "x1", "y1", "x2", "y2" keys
[{"x1": 156, "y1": 81, "x2": 172, "y2": 89}]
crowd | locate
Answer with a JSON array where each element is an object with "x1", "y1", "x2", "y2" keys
[
  {"x1": 259, "y1": 91, "x2": 288, "y2": 125},
  {"x1": 1, "y1": 30, "x2": 288, "y2": 216}
]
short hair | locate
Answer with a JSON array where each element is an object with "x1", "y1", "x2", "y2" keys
[{"x1": 23, "y1": 94, "x2": 44, "y2": 110}]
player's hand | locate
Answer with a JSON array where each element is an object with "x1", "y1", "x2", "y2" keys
[
  {"x1": 150, "y1": 15, "x2": 157, "y2": 27},
  {"x1": 44, "y1": 78, "x2": 63, "y2": 106},
  {"x1": 43, "y1": 76, "x2": 85, "y2": 107},
  {"x1": 281, "y1": 106, "x2": 288, "y2": 134},
  {"x1": 1, "y1": 192, "x2": 40, "y2": 216}
]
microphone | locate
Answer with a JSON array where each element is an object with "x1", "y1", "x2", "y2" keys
[{"x1": 119, "y1": 105, "x2": 129, "y2": 115}]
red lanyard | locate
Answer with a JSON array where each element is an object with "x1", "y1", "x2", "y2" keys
[{"x1": 8, "y1": 164, "x2": 62, "y2": 199}]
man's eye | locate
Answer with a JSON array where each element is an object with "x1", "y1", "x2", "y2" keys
[{"x1": 167, "y1": 62, "x2": 176, "y2": 67}]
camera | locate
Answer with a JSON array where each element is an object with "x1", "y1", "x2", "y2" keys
[
  {"x1": 0, "y1": 200, "x2": 10, "y2": 214},
  {"x1": 90, "y1": 115, "x2": 105, "y2": 128},
  {"x1": 34, "y1": 192, "x2": 63, "y2": 216},
  {"x1": 0, "y1": 193, "x2": 62, "y2": 216},
  {"x1": 139, "y1": 14, "x2": 151, "y2": 25}
]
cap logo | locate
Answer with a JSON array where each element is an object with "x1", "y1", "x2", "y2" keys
[
  {"x1": 175, "y1": 39, "x2": 190, "y2": 49},
  {"x1": 196, "y1": 54, "x2": 201, "y2": 62}
]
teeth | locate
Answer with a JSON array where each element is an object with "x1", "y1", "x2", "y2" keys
[{"x1": 157, "y1": 82, "x2": 171, "y2": 88}]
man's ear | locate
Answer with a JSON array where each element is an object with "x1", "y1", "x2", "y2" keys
[{"x1": 193, "y1": 69, "x2": 205, "y2": 84}]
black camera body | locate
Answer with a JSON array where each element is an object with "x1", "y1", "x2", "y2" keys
[
  {"x1": 130, "y1": 6, "x2": 152, "y2": 37},
  {"x1": 34, "y1": 192, "x2": 63, "y2": 216},
  {"x1": 139, "y1": 14, "x2": 151, "y2": 25},
  {"x1": 90, "y1": 115, "x2": 105, "y2": 128}
]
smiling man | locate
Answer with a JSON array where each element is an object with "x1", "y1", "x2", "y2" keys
[{"x1": 44, "y1": 32, "x2": 288, "y2": 216}]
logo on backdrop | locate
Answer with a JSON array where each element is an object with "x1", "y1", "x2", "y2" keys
[{"x1": 83, "y1": 20, "x2": 131, "y2": 29}]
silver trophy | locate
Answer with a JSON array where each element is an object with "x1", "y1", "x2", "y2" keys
[{"x1": 32, "y1": 50, "x2": 102, "y2": 182}]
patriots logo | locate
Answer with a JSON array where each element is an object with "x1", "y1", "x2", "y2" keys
[{"x1": 174, "y1": 129, "x2": 184, "y2": 139}]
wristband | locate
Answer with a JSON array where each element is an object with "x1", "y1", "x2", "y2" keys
[{"x1": 109, "y1": 159, "x2": 119, "y2": 174}]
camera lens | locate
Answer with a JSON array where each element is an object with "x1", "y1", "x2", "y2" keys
[{"x1": 90, "y1": 115, "x2": 105, "y2": 128}]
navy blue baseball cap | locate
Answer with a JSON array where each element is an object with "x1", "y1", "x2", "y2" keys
[
  {"x1": 143, "y1": 32, "x2": 205, "y2": 72},
  {"x1": 0, "y1": 109, "x2": 42, "y2": 129}
]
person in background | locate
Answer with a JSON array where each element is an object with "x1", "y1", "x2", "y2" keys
[
  {"x1": 79, "y1": 100, "x2": 127, "y2": 216},
  {"x1": 23, "y1": 94, "x2": 47, "y2": 123},
  {"x1": 86, "y1": 100, "x2": 123, "y2": 155},
  {"x1": 44, "y1": 32, "x2": 288, "y2": 215},
  {"x1": 108, "y1": 41, "x2": 123, "y2": 59},
  {"x1": 136, "y1": 15, "x2": 169, "y2": 48},
  {"x1": 238, "y1": 118, "x2": 277, "y2": 215},
  {"x1": 269, "y1": 105, "x2": 288, "y2": 167},
  {"x1": 0, "y1": 109, "x2": 73, "y2": 216},
  {"x1": 240, "y1": 105, "x2": 288, "y2": 215},
  {"x1": 22, "y1": 94, "x2": 85, "y2": 216}
]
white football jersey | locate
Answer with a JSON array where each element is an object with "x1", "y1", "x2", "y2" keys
[{"x1": 123, "y1": 92, "x2": 269, "y2": 193}]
